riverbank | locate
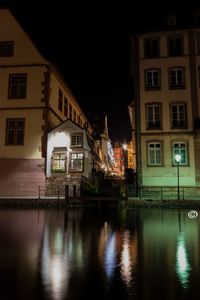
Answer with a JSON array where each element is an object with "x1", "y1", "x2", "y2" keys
[
  {"x1": 1, "y1": 197, "x2": 200, "y2": 209},
  {"x1": 127, "y1": 198, "x2": 200, "y2": 209}
]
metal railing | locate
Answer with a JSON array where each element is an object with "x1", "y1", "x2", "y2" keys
[{"x1": 127, "y1": 185, "x2": 200, "y2": 200}]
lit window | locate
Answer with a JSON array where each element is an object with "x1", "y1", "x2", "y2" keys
[
  {"x1": 146, "y1": 104, "x2": 161, "y2": 129},
  {"x1": 0, "y1": 41, "x2": 14, "y2": 57},
  {"x1": 171, "y1": 103, "x2": 187, "y2": 128},
  {"x1": 52, "y1": 152, "x2": 66, "y2": 172},
  {"x1": 71, "y1": 134, "x2": 83, "y2": 147},
  {"x1": 173, "y1": 142, "x2": 188, "y2": 165},
  {"x1": 148, "y1": 142, "x2": 162, "y2": 165},
  {"x1": 8, "y1": 74, "x2": 27, "y2": 99},
  {"x1": 145, "y1": 69, "x2": 160, "y2": 89},
  {"x1": 6, "y1": 118, "x2": 25, "y2": 145},
  {"x1": 70, "y1": 153, "x2": 84, "y2": 172}
]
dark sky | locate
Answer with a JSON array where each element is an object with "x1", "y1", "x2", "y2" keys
[
  {"x1": 1, "y1": 1, "x2": 134, "y2": 144},
  {"x1": 2, "y1": 1, "x2": 199, "y2": 143}
]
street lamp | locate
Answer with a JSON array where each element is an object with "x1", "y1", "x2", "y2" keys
[{"x1": 175, "y1": 154, "x2": 181, "y2": 200}]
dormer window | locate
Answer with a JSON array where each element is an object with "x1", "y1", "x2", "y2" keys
[
  {"x1": 71, "y1": 134, "x2": 83, "y2": 147},
  {"x1": 0, "y1": 41, "x2": 14, "y2": 57},
  {"x1": 167, "y1": 15, "x2": 176, "y2": 27}
]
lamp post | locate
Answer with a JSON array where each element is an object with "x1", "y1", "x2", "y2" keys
[{"x1": 175, "y1": 154, "x2": 181, "y2": 200}]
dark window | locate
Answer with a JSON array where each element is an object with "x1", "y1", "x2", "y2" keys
[
  {"x1": 64, "y1": 97, "x2": 68, "y2": 118},
  {"x1": 6, "y1": 118, "x2": 25, "y2": 145},
  {"x1": 169, "y1": 68, "x2": 185, "y2": 89},
  {"x1": 8, "y1": 74, "x2": 27, "y2": 99},
  {"x1": 69, "y1": 104, "x2": 72, "y2": 119},
  {"x1": 167, "y1": 15, "x2": 176, "y2": 27},
  {"x1": 168, "y1": 36, "x2": 183, "y2": 56},
  {"x1": 197, "y1": 34, "x2": 200, "y2": 54},
  {"x1": 144, "y1": 39, "x2": 160, "y2": 58},
  {"x1": 58, "y1": 89, "x2": 63, "y2": 112},
  {"x1": 146, "y1": 104, "x2": 161, "y2": 129},
  {"x1": 145, "y1": 69, "x2": 160, "y2": 89},
  {"x1": 0, "y1": 41, "x2": 14, "y2": 57},
  {"x1": 73, "y1": 110, "x2": 77, "y2": 123},
  {"x1": 171, "y1": 103, "x2": 187, "y2": 128}
]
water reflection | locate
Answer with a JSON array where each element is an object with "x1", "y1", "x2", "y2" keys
[
  {"x1": 0, "y1": 208, "x2": 199, "y2": 300},
  {"x1": 104, "y1": 233, "x2": 116, "y2": 279},
  {"x1": 41, "y1": 227, "x2": 70, "y2": 300},
  {"x1": 120, "y1": 230, "x2": 132, "y2": 285},
  {"x1": 176, "y1": 233, "x2": 191, "y2": 289}
]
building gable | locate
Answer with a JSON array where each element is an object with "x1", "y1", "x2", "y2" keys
[{"x1": 0, "y1": 9, "x2": 48, "y2": 66}]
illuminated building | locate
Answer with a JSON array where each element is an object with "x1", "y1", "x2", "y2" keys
[
  {"x1": 127, "y1": 141, "x2": 135, "y2": 170},
  {"x1": 130, "y1": 11, "x2": 200, "y2": 188},
  {"x1": 0, "y1": 9, "x2": 105, "y2": 197},
  {"x1": 91, "y1": 113, "x2": 115, "y2": 173},
  {"x1": 113, "y1": 143, "x2": 124, "y2": 177}
]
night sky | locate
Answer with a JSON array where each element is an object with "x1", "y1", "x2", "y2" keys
[{"x1": 1, "y1": 1, "x2": 199, "y2": 143}]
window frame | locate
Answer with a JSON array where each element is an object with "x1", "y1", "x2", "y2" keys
[
  {"x1": 144, "y1": 38, "x2": 160, "y2": 58},
  {"x1": 0, "y1": 41, "x2": 14, "y2": 57},
  {"x1": 167, "y1": 35, "x2": 183, "y2": 56},
  {"x1": 5, "y1": 118, "x2": 25, "y2": 146},
  {"x1": 172, "y1": 141, "x2": 188, "y2": 166},
  {"x1": 69, "y1": 152, "x2": 84, "y2": 172},
  {"x1": 71, "y1": 133, "x2": 83, "y2": 147},
  {"x1": 58, "y1": 89, "x2": 63, "y2": 112},
  {"x1": 145, "y1": 68, "x2": 161, "y2": 90},
  {"x1": 196, "y1": 33, "x2": 200, "y2": 54},
  {"x1": 146, "y1": 103, "x2": 162, "y2": 130},
  {"x1": 51, "y1": 151, "x2": 67, "y2": 173},
  {"x1": 69, "y1": 104, "x2": 72, "y2": 120},
  {"x1": 147, "y1": 141, "x2": 163, "y2": 166},
  {"x1": 8, "y1": 73, "x2": 27, "y2": 99},
  {"x1": 168, "y1": 67, "x2": 185, "y2": 89},
  {"x1": 170, "y1": 102, "x2": 187, "y2": 129},
  {"x1": 167, "y1": 15, "x2": 177, "y2": 27},
  {"x1": 64, "y1": 97, "x2": 68, "y2": 118}
]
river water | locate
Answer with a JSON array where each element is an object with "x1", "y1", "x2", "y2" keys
[{"x1": 0, "y1": 207, "x2": 199, "y2": 300}]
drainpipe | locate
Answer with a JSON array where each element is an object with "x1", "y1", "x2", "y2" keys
[{"x1": 132, "y1": 35, "x2": 142, "y2": 188}]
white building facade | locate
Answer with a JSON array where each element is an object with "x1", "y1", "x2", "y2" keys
[
  {"x1": 0, "y1": 9, "x2": 99, "y2": 197},
  {"x1": 131, "y1": 13, "x2": 200, "y2": 188}
]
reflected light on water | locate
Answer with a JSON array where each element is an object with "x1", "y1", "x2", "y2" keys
[
  {"x1": 41, "y1": 227, "x2": 70, "y2": 300},
  {"x1": 98, "y1": 222, "x2": 110, "y2": 260},
  {"x1": 176, "y1": 233, "x2": 191, "y2": 289},
  {"x1": 120, "y1": 231, "x2": 132, "y2": 286},
  {"x1": 104, "y1": 233, "x2": 116, "y2": 279}
]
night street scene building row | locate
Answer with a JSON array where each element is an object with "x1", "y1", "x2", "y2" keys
[{"x1": 2, "y1": 8, "x2": 200, "y2": 199}]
